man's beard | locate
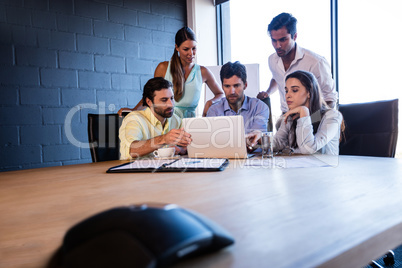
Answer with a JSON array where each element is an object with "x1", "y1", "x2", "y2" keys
[
  {"x1": 227, "y1": 94, "x2": 242, "y2": 106},
  {"x1": 154, "y1": 106, "x2": 174, "y2": 118}
]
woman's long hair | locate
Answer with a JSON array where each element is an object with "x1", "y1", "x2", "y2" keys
[
  {"x1": 285, "y1": 71, "x2": 331, "y2": 148},
  {"x1": 170, "y1": 27, "x2": 196, "y2": 102}
]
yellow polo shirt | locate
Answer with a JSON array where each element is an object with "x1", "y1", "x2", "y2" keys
[{"x1": 119, "y1": 107, "x2": 182, "y2": 160}]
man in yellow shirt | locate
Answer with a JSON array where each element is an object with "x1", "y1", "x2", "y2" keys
[{"x1": 119, "y1": 77, "x2": 192, "y2": 159}]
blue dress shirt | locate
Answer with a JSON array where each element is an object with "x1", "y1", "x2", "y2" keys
[{"x1": 206, "y1": 96, "x2": 269, "y2": 133}]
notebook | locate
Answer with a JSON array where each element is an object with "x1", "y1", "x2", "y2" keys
[
  {"x1": 183, "y1": 115, "x2": 251, "y2": 159},
  {"x1": 107, "y1": 158, "x2": 229, "y2": 173}
]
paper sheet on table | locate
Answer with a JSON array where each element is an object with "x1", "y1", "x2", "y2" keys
[
  {"x1": 166, "y1": 158, "x2": 227, "y2": 169},
  {"x1": 244, "y1": 155, "x2": 338, "y2": 168}
]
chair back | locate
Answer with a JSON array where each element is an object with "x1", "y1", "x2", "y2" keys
[
  {"x1": 87, "y1": 114, "x2": 124, "y2": 162},
  {"x1": 338, "y1": 99, "x2": 398, "y2": 157},
  {"x1": 261, "y1": 96, "x2": 274, "y2": 132}
]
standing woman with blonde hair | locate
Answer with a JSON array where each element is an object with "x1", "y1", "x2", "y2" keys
[
  {"x1": 119, "y1": 27, "x2": 224, "y2": 118},
  {"x1": 273, "y1": 70, "x2": 343, "y2": 155}
]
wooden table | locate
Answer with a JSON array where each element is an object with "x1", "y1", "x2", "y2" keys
[{"x1": 1, "y1": 155, "x2": 402, "y2": 268}]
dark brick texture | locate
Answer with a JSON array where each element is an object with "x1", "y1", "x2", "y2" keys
[{"x1": 0, "y1": 0, "x2": 186, "y2": 171}]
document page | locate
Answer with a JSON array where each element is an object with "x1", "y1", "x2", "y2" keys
[
  {"x1": 165, "y1": 158, "x2": 228, "y2": 169},
  {"x1": 244, "y1": 155, "x2": 338, "y2": 168}
]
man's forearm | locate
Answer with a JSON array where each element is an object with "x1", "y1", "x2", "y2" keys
[
  {"x1": 258, "y1": 79, "x2": 278, "y2": 100},
  {"x1": 266, "y1": 78, "x2": 278, "y2": 95},
  {"x1": 129, "y1": 135, "x2": 165, "y2": 158}
]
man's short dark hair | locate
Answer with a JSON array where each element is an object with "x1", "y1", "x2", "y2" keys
[
  {"x1": 220, "y1": 61, "x2": 247, "y2": 85},
  {"x1": 268, "y1": 13, "x2": 297, "y2": 38},
  {"x1": 142, "y1": 77, "x2": 173, "y2": 106}
]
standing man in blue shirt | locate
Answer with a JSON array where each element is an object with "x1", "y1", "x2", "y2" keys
[{"x1": 207, "y1": 61, "x2": 269, "y2": 149}]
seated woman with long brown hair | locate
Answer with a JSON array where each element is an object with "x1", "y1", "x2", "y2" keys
[{"x1": 273, "y1": 70, "x2": 343, "y2": 155}]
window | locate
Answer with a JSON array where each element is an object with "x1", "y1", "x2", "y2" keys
[
  {"x1": 338, "y1": 2, "x2": 401, "y2": 103},
  {"x1": 338, "y1": 1, "x2": 402, "y2": 156}
]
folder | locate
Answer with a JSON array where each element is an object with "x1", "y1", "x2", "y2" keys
[{"x1": 107, "y1": 158, "x2": 229, "y2": 173}]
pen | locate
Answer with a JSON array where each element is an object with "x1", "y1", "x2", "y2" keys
[{"x1": 185, "y1": 161, "x2": 201, "y2": 165}]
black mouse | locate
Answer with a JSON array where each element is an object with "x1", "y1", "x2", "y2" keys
[{"x1": 48, "y1": 203, "x2": 234, "y2": 268}]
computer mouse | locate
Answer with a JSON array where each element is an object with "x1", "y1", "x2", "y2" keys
[{"x1": 53, "y1": 203, "x2": 234, "y2": 268}]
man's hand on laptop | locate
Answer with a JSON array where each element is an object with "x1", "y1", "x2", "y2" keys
[
  {"x1": 163, "y1": 128, "x2": 192, "y2": 147},
  {"x1": 246, "y1": 131, "x2": 262, "y2": 152}
]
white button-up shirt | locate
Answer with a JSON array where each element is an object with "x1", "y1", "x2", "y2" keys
[{"x1": 269, "y1": 44, "x2": 338, "y2": 113}]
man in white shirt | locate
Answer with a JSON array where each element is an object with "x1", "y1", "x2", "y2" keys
[{"x1": 257, "y1": 13, "x2": 338, "y2": 115}]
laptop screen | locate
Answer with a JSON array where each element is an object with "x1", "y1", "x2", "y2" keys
[{"x1": 182, "y1": 115, "x2": 248, "y2": 159}]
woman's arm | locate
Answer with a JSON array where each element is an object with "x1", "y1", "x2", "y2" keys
[
  {"x1": 154, "y1": 61, "x2": 169, "y2": 78},
  {"x1": 283, "y1": 106, "x2": 310, "y2": 124},
  {"x1": 272, "y1": 106, "x2": 310, "y2": 152},
  {"x1": 201, "y1": 66, "x2": 224, "y2": 116},
  {"x1": 272, "y1": 118, "x2": 290, "y2": 151},
  {"x1": 296, "y1": 109, "x2": 342, "y2": 154}
]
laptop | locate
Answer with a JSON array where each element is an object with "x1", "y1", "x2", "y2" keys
[{"x1": 182, "y1": 115, "x2": 251, "y2": 159}]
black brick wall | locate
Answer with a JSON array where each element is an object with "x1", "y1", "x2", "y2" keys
[{"x1": 0, "y1": 0, "x2": 186, "y2": 171}]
